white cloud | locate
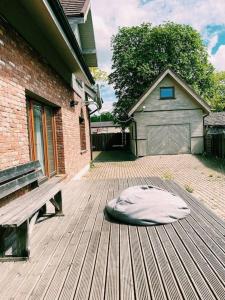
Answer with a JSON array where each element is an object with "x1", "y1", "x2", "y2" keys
[
  {"x1": 100, "y1": 101, "x2": 113, "y2": 113},
  {"x1": 208, "y1": 35, "x2": 218, "y2": 54},
  {"x1": 211, "y1": 45, "x2": 225, "y2": 70}
]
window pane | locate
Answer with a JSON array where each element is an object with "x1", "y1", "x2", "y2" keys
[
  {"x1": 160, "y1": 87, "x2": 174, "y2": 99},
  {"x1": 46, "y1": 107, "x2": 56, "y2": 174},
  {"x1": 33, "y1": 103, "x2": 45, "y2": 174}
]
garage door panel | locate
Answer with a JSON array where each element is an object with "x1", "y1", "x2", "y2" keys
[{"x1": 147, "y1": 124, "x2": 190, "y2": 155}]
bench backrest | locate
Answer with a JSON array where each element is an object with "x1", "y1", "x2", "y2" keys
[{"x1": 0, "y1": 161, "x2": 43, "y2": 199}]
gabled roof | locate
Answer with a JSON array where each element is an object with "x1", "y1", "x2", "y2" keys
[
  {"x1": 128, "y1": 68, "x2": 211, "y2": 116},
  {"x1": 205, "y1": 112, "x2": 225, "y2": 126},
  {"x1": 60, "y1": 0, "x2": 90, "y2": 17}
]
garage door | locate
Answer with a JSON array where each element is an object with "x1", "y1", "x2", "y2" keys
[{"x1": 147, "y1": 124, "x2": 190, "y2": 155}]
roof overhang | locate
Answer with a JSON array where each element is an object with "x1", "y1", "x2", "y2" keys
[
  {"x1": 128, "y1": 68, "x2": 211, "y2": 116},
  {"x1": 60, "y1": 0, "x2": 90, "y2": 19},
  {"x1": 0, "y1": 0, "x2": 94, "y2": 85},
  {"x1": 68, "y1": 10, "x2": 97, "y2": 67}
]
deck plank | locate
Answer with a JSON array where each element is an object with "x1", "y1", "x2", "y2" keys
[
  {"x1": 88, "y1": 186, "x2": 113, "y2": 300},
  {"x1": 0, "y1": 176, "x2": 225, "y2": 300},
  {"x1": 138, "y1": 227, "x2": 167, "y2": 300},
  {"x1": 120, "y1": 224, "x2": 135, "y2": 300},
  {"x1": 55, "y1": 180, "x2": 108, "y2": 300},
  {"x1": 104, "y1": 179, "x2": 120, "y2": 300}
]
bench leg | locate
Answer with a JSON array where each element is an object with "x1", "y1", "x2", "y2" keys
[
  {"x1": 50, "y1": 191, "x2": 63, "y2": 216},
  {"x1": 0, "y1": 228, "x2": 5, "y2": 257},
  {"x1": 38, "y1": 204, "x2": 47, "y2": 217},
  {"x1": 16, "y1": 220, "x2": 30, "y2": 259}
]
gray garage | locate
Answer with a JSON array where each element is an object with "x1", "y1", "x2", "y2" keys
[
  {"x1": 128, "y1": 69, "x2": 211, "y2": 156},
  {"x1": 147, "y1": 124, "x2": 190, "y2": 155}
]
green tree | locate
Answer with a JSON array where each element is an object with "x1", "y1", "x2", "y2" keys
[
  {"x1": 90, "y1": 67, "x2": 108, "y2": 82},
  {"x1": 211, "y1": 71, "x2": 225, "y2": 111},
  {"x1": 91, "y1": 112, "x2": 115, "y2": 122},
  {"x1": 109, "y1": 22, "x2": 217, "y2": 125}
]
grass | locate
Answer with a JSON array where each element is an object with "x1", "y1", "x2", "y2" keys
[
  {"x1": 162, "y1": 171, "x2": 174, "y2": 180},
  {"x1": 184, "y1": 184, "x2": 194, "y2": 193},
  {"x1": 90, "y1": 161, "x2": 95, "y2": 169}
]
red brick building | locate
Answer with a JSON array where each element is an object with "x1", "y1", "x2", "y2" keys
[{"x1": 0, "y1": 0, "x2": 100, "y2": 178}]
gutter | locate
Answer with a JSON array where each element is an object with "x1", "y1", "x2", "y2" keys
[{"x1": 47, "y1": 0, "x2": 95, "y2": 85}]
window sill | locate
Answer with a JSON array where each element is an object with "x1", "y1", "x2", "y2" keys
[
  {"x1": 159, "y1": 98, "x2": 176, "y2": 100},
  {"x1": 80, "y1": 149, "x2": 88, "y2": 154}
]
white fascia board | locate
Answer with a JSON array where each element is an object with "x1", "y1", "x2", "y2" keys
[
  {"x1": 128, "y1": 70, "x2": 169, "y2": 116},
  {"x1": 42, "y1": 0, "x2": 91, "y2": 84},
  {"x1": 167, "y1": 70, "x2": 211, "y2": 113},
  {"x1": 82, "y1": 49, "x2": 96, "y2": 54}
]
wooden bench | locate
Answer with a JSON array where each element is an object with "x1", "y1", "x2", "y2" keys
[{"x1": 0, "y1": 161, "x2": 65, "y2": 261}]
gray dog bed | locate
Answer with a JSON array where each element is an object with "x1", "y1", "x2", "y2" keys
[{"x1": 106, "y1": 185, "x2": 190, "y2": 225}]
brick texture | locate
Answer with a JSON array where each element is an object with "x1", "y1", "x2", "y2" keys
[{"x1": 0, "y1": 19, "x2": 91, "y2": 176}]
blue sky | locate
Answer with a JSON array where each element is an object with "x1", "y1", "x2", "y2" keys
[{"x1": 91, "y1": 0, "x2": 225, "y2": 112}]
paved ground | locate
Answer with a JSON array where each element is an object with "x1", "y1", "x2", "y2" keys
[{"x1": 88, "y1": 151, "x2": 225, "y2": 220}]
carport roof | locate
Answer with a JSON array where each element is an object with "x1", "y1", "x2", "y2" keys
[
  {"x1": 91, "y1": 121, "x2": 120, "y2": 128},
  {"x1": 205, "y1": 112, "x2": 225, "y2": 126},
  {"x1": 128, "y1": 68, "x2": 211, "y2": 116}
]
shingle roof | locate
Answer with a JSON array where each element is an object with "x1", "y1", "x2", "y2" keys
[
  {"x1": 205, "y1": 112, "x2": 225, "y2": 126},
  {"x1": 59, "y1": 0, "x2": 89, "y2": 17}
]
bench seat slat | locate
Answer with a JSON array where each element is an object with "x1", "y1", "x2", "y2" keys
[
  {"x1": 0, "y1": 179, "x2": 59, "y2": 225},
  {"x1": 5, "y1": 184, "x2": 63, "y2": 227},
  {"x1": 0, "y1": 176, "x2": 60, "y2": 218},
  {"x1": 0, "y1": 176, "x2": 65, "y2": 227},
  {"x1": 0, "y1": 169, "x2": 42, "y2": 199},
  {"x1": 0, "y1": 161, "x2": 40, "y2": 184}
]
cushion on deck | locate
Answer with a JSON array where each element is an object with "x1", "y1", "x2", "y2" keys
[{"x1": 106, "y1": 185, "x2": 190, "y2": 225}]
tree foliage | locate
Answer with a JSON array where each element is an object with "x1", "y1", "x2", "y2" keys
[
  {"x1": 91, "y1": 112, "x2": 115, "y2": 122},
  {"x1": 211, "y1": 71, "x2": 225, "y2": 111},
  {"x1": 109, "y1": 22, "x2": 218, "y2": 125},
  {"x1": 90, "y1": 67, "x2": 108, "y2": 82}
]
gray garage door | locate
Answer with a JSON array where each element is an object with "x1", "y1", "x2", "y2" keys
[{"x1": 147, "y1": 124, "x2": 190, "y2": 155}]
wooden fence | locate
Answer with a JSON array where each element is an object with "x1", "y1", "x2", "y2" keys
[
  {"x1": 205, "y1": 132, "x2": 225, "y2": 158},
  {"x1": 92, "y1": 133, "x2": 130, "y2": 151}
]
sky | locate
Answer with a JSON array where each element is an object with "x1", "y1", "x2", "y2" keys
[{"x1": 91, "y1": 0, "x2": 225, "y2": 113}]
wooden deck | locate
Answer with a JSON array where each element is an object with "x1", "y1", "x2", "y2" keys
[{"x1": 0, "y1": 176, "x2": 225, "y2": 299}]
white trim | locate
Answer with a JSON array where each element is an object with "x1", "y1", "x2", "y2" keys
[
  {"x1": 42, "y1": 0, "x2": 91, "y2": 84},
  {"x1": 72, "y1": 164, "x2": 90, "y2": 180},
  {"x1": 128, "y1": 69, "x2": 211, "y2": 116}
]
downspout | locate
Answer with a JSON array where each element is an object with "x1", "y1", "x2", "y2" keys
[
  {"x1": 133, "y1": 119, "x2": 138, "y2": 157},
  {"x1": 203, "y1": 111, "x2": 210, "y2": 154},
  {"x1": 87, "y1": 102, "x2": 100, "y2": 161},
  {"x1": 87, "y1": 109, "x2": 93, "y2": 161},
  {"x1": 89, "y1": 108, "x2": 98, "y2": 116}
]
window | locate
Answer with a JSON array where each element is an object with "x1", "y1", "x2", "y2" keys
[
  {"x1": 28, "y1": 99, "x2": 57, "y2": 177},
  {"x1": 160, "y1": 87, "x2": 175, "y2": 99},
  {"x1": 79, "y1": 110, "x2": 87, "y2": 151}
]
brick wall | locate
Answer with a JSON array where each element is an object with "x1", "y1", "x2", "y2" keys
[{"x1": 0, "y1": 18, "x2": 91, "y2": 176}]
